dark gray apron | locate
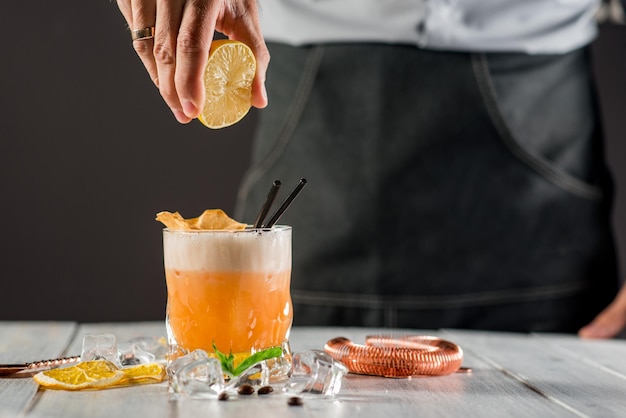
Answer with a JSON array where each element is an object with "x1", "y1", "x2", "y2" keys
[{"x1": 235, "y1": 43, "x2": 619, "y2": 332}]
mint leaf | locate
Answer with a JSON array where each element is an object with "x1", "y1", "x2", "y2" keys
[
  {"x1": 233, "y1": 347, "x2": 282, "y2": 376},
  {"x1": 212, "y1": 341, "x2": 235, "y2": 377}
]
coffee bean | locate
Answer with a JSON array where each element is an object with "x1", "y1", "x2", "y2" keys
[
  {"x1": 287, "y1": 396, "x2": 303, "y2": 406},
  {"x1": 237, "y1": 384, "x2": 255, "y2": 395},
  {"x1": 218, "y1": 392, "x2": 229, "y2": 401},
  {"x1": 257, "y1": 386, "x2": 274, "y2": 395}
]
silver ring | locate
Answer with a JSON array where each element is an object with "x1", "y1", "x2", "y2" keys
[{"x1": 131, "y1": 27, "x2": 155, "y2": 41}]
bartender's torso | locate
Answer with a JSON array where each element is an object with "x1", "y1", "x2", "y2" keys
[{"x1": 260, "y1": 0, "x2": 600, "y2": 53}]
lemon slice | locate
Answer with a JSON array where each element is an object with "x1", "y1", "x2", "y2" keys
[
  {"x1": 33, "y1": 360, "x2": 123, "y2": 390},
  {"x1": 33, "y1": 361, "x2": 166, "y2": 391},
  {"x1": 198, "y1": 39, "x2": 256, "y2": 129}
]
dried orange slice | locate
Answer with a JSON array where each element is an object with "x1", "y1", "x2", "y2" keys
[
  {"x1": 118, "y1": 363, "x2": 165, "y2": 386},
  {"x1": 33, "y1": 360, "x2": 123, "y2": 390},
  {"x1": 198, "y1": 39, "x2": 256, "y2": 129},
  {"x1": 156, "y1": 209, "x2": 247, "y2": 231},
  {"x1": 33, "y1": 361, "x2": 166, "y2": 391}
]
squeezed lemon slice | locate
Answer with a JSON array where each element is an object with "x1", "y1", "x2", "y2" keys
[{"x1": 198, "y1": 39, "x2": 256, "y2": 129}]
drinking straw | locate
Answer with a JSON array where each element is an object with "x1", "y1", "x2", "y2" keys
[
  {"x1": 263, "y1": 178, "x2": 307, "y2": 228},
  {"x1": 253, "y1": 180, "x2": 281, "y2": 228}
]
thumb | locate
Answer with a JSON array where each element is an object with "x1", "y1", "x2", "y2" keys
[{"x1": 578, "y1": 283, "x2": 626, "y2": 339}]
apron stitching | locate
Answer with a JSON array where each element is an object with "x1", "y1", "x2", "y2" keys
[
  {"x1": 384, "y1": 304, "x2": 397, "y2": 327},
  {"x1": 292, "y1": 281, "x2": 588, "y2": 310},
  {"x1": 471, "y1": 53, "x2": 603, "y2": 201}
]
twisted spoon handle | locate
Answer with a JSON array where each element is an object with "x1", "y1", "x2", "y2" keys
[{"x1": 0, "y1": 355, "x2": 80, "y2": 376}]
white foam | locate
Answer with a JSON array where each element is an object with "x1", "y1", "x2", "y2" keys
[{"x1": 163, "y1": 227, "x2": 291, "y2": 272}]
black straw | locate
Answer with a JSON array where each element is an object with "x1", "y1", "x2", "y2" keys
[
  {"x1": 263, "y1": 178, "x2": 307, "y2": 228},
  {"x1": 253, "y1": 180, "x2": 281, "y2": 228}
]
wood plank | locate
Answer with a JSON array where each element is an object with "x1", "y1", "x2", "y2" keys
[
  {"x1": 163, "y1": 326, "x2": 570, "y2": 418},
  {"x1": 29, "y1": 322, "x2": 170, "y2": 418},
  {"x1": 0, "y1": 321, "x2": 77, "y2": 416},
  {"x1": 443, "y1": 329, "x2": 626, "y2": 417},
  {"x1": 534, "y1": 333, "x2": 626, "y2": 377},
  {"x1": 18, "y1": 324, "x2": 604, "y2": 418},
  {"x1": 285, "y1": 327, "x2": 567, "y2": 418}
]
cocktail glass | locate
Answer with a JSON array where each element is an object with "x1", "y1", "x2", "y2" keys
[{"x1": 162, "y1": 226, "x2": 293, "y2": 382}]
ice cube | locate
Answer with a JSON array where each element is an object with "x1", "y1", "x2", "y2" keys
[
  {"x1": 118, "y1": 342, "x2": 155, "y2": 366},
  {"x1": 283, "y1": 350, "x2": 347, "y2": 396},
  {"x1": 118, "y1": 337, "x2": 167, "y2": 366},
  {"x1": 167, "y1": 350, "x2": 225, "y2": 399},
  {"x1": 225, "y1": 361, "x2": 270, "y2": 391},
  {"x1": 81, "y1": 334, "x2": 122, "y2": 368},
  {"x1": 266, "y1": 340, "x2": 293, "y2": 380}
]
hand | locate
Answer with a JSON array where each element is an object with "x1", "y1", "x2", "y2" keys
[
  {"x1": 578, "y1": 282, "x2": 626, "y2": 338},
  {"x1": 116, "y1": 0, "x2": 269, "y2": 124}
]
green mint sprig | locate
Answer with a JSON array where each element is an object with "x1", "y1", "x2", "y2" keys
[{"x1": 212, "y1": 341, "x2": 282, "y2": 378}]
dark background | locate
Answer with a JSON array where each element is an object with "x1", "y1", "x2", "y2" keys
[{"x1": 0, "y1": 2, "x2": 624, "y2": 322}]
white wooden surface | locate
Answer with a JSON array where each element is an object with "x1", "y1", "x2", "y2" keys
[
  {"x1": 1, "y1": 322, "x2": 626, "y2": 418},
  {"x1": 0, "y1": 321, "x2": 77, "y2": 416}
]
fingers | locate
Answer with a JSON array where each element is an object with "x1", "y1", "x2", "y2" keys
[
  {"x1": 216, "y1": 0, "x2": 269, "y2": 109},
  {"x1": 578, "y1": 284, "x2": 626, "y2": 339},
  {"x1": 154, "y1": 0, "x2": 191, "y2": 123},
  {"x1": 174, "y1": 0, "x2": 215, "y2": 119},
  {"x1": 118, "y1": 0, "x2": 269, "y2": 124},
  {"x1": 116, "y1": 0, "x2": 132, "y2": 24},
  {"x1": 130, "y1": 0, "x2": 159, "y2": 87},
  {"x1": 249, "y1": 34, "x2": 270, "y2": 109},
  {"x1": 247, "y1": 14, "x2": 271, "y2": 110},
  {"x1": 173, "y1": 0, "x2": 269, "y2": 116}
]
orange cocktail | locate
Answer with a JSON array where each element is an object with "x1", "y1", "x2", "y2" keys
[{"x1": 163, "y1": 226, "x2": 292, "y2": 377}]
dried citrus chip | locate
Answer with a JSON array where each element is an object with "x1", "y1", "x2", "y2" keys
[
  {"x1": 33, "y1": 360, "x2": 123, "y2": 390},
  {"x1": 118, "y1": 363, "x2": 165, "y2": 386},
  {"x1": 154, "y1": 211, "x2": 189, "y2": 230},
  {"x1": 192, "y1": 209, "x2": 247, "y2": 230},
  {"x1": 33, "y1": 361, "x2": 166, "y2": 391},
  {"x1": 198, "y1": 39, "x2": 256, "y2": 129},
  {"x1": 156, "y1": 209, "x2": 247, "y2": 231}
]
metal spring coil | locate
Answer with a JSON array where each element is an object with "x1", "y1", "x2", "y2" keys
[{"x1": 324, "y1": 335, "x2": 463, "y2": 377}]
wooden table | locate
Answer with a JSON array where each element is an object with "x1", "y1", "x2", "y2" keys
[{"x1": 1, "y1": 322, "x2": 625, "y2": 417}]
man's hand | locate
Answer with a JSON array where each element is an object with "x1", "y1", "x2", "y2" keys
[
  {"x1": 116, "y1": 0, "x2": 269, "y2": 123},
  {"x1": 579, "y1": 283, "x2": 626, "y2": 338}
]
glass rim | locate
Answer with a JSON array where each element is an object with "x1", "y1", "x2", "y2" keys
[{"x1": 162, "y1": 225, "x2": 291, "y2": 234}]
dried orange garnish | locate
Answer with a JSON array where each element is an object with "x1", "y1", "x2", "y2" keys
[
  {"x1": 33, "y1": 360, "x2": 165, "y2": 391},
  {"x1": 156, "y1": 209, "x2": 247, "y2": 231}
]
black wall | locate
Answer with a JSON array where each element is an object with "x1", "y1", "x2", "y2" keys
[{"x1": 0, "y1": 2, "x2": 624, "y2": 322}]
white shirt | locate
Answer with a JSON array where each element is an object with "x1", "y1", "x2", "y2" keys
[{"x1": 259, "y1": 0, "x2": 600, "y2": 54}]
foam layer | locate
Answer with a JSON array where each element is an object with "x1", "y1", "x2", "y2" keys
[{"x1": 163, "y1": 227, "x2": 291, "y2": 272}]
